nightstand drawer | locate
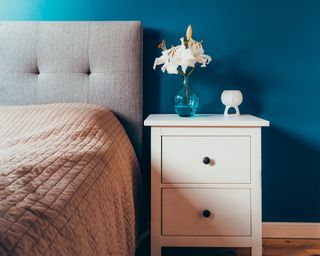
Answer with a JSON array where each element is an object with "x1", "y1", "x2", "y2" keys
[
  {"x1": 162, "y1": 188, "x2": 251, "y2": 236},
  {"x1": 162, "y1": 136, "x2": 251, "y2": 183}
]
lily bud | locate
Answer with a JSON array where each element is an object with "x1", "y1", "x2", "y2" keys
[{"x1": 186, "y1": 24, "x2": 192, "y2": 41}]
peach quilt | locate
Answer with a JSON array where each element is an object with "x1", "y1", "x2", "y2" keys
[{"x1": 0, "y1": 103, "x2": 141, "y2": 256}]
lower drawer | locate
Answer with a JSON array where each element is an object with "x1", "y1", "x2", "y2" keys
[{"x1": 162, "y1": 188, "x2": 251, "y2": 236}]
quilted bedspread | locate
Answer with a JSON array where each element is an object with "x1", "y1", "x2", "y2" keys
[{"x1": 0, "y1": 103, "x2": 142, "y2": 256}]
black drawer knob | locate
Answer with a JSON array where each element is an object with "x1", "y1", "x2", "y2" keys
[
  {"x1": 202, "y1": 157, "x2": 211, "y2": 165},
  {"x1": 202, "y1": 209, "x2": 211, "y2": 218}
]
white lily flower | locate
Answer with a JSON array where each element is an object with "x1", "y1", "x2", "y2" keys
[
  {"x1": 153, "y1": 46, "x2": 180, "y2": 74},
  {"x1": 153, "y1": 25, "x2": 212, "y2": 75},
  {"x1": 164, "y1": 47, "x2": 180, "y2": 74},
  {"x1": 173, "y1": 40, "x2": 195, "y2": 73},
  {"x1": 198, "y1": 53, "x2": 212, "y2": 67},
  {"x1": 189, "y1": 39, "x2": 212, "y2": 67},
  {"x1": 153, "y1": 48, "x2": 171, "y2": 70},
  {"x1": 165, "y1": 62, "x2": 179, "y2": 74}
]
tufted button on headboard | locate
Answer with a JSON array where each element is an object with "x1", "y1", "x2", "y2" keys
[{"x1": 0, "y1": 21, "x2": 143, "y2": 158}]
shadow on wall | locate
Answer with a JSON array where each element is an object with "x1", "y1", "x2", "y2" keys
[
  {"x1": 262, "y1": 126, "x2": 320, "y2": 222},
  {"x1": 192, "y1": 49, "x2": 269, "y2": 115},
  {"x1": 143, "y1": 28, "x2": 161, "y2": 117},
  {"x1": 141, "y1": 28, "x2": 161, "y2": 227}
]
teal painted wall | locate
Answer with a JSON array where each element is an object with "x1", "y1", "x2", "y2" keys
[{"x1": 1, "y1": 0, "x2": 320, "y2": 222}]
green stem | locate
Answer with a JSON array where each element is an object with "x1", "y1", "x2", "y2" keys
[
  {"x1": 184, "y1": 75, "x2": 189, "y2": 105},
  {"x1": 180, "y1": 68, "x2": 194, "y2": 110},
  {"x1": 187, "y1": 67, "x2": 195, "y2": 77}
]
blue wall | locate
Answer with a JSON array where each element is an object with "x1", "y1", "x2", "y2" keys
[{"x1": 1, "y1": 0, "x2": 320, "y2": 222}]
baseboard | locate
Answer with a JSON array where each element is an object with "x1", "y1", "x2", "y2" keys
[{"x1": 263, "y1": 222, "x2": 320, "y2": 239}]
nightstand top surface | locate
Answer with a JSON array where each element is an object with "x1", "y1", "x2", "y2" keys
[{"x1": 144, "y1": 114, "x2": 269, "y2": 127}]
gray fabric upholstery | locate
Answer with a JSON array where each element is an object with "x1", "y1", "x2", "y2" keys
[{"x1": 0, "y1": 21, "x2": 143, "y2": 157}]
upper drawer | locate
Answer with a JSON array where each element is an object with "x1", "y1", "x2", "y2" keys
[{"x1": 162, "y1": 136, "x2": 251, "y2": 184}]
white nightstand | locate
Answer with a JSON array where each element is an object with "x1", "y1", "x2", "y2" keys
[{"x1": 144, "y1": 114, "x2": 269, "y2": 256}]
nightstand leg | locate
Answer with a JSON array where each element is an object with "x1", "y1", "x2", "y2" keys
[
  {"x1": 150, "y1": 127, "x2": 162, "y2": 256},
  {"x1": 151, "y1": 239, "x2": 161, "y2": 256},
  {"x1": 251, "y1": 243, "x2": 262, "y2": 256}
]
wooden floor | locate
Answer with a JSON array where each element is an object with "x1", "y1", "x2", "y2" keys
[
  {"x1": 136, "y1": 239, "x2": 320, "y2": 256},
  {"x1": 263, "y1": 239, "x2": 320, "y2": 256}
]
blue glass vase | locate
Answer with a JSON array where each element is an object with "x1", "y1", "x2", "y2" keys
[{"x1": 173, "y1": 76, "x2": 199, "y2": 117}]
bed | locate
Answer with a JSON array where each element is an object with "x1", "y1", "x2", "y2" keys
[{"x1": 0, "y1": 22, "x2": 143, "y2": 256}]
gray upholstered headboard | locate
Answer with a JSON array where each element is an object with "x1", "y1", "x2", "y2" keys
[{"x1": 0, "y1": 21, "x2": 143, "y2": 157}]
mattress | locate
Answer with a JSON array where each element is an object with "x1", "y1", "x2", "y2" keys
[{"x1": 0, "y1": 103, "x2": 142, "y2": 256}]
